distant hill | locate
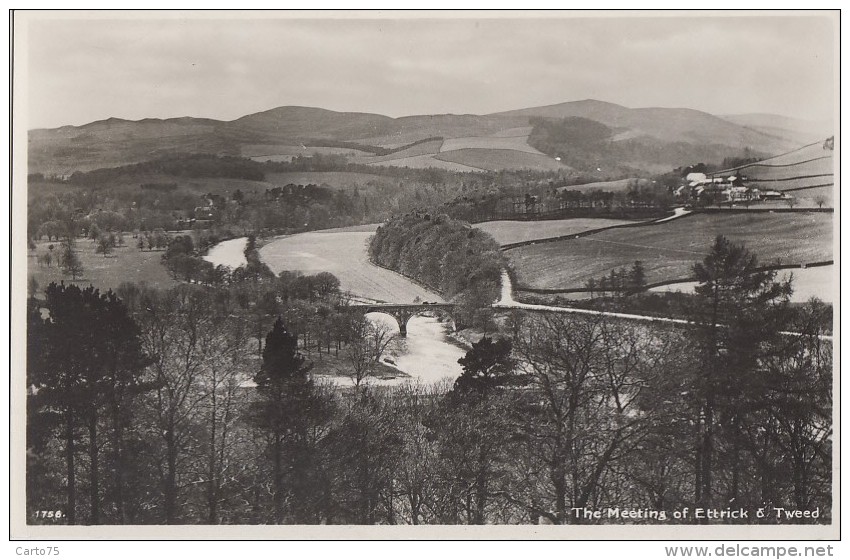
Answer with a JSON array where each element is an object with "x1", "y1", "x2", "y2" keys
[
  {"x1": 719, "y1": 113, "x2": 833, "y2": 146},
  {"x1": 28, "y1": 100, "x2": 813, "y2": 176},
  {"x1": 494, "y1": 99, "x2": 795, "y2": 152}
]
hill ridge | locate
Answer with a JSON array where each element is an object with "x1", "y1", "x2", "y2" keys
[{"x1": 28, "y1": 99, "x2": 817, "y2": 176}]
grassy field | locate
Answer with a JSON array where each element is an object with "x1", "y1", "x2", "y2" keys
[
  {"x1": 712, "y1": 142, "x2": 834, "y2": 201},
  {"x1": 781, "y1": 186, "x2": 835, "y2": 207},
  {"x1": 508, "y1": 212, "x2": 833, "y2": 290},
  {"x1": 434, "y1": 149, "x2": 567, "y2": 172},
  {"x1": 366, "y1": 154, "x2": 483, "y2": 172},
  {"x1": 241, "y1": 144, "x2": 374, "y2": 159},
  {"x1": 648, "y1": 265, "x2": 834, "y2": 304},
  {"x1": 355, "y1": 140, "x2": 442, "y2": 163},
  {"x1": 439, "y1": 135, "x2": 543, "y2": 154},
  {"x1": 28, "y1": 237, "x2": 178, "y2": 294},
  {"x1": 258, "y1": 227, "x2": 445, "y2": 303},
  {"x1": 723, "y1": 142, "x2": 831, "y2": 169},
  {"x1": 742, "y1": 156, "x2": 833, "y2": 180},
  {"x1": 741, "y1": 154, "x2": 834, "y2": 195},
  {"x1": 475, "y1": 217, "x2": 639, "y2": 246},
  {"x1": 490, "y1": 126, "x2": 534, "y2": 137}
]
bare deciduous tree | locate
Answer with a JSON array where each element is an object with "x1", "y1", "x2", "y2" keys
[{"x1": 340, "y1": 314, "x2": 396, "y2": 388}]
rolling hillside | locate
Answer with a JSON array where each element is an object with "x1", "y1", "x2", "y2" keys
[
  {"x1": 494, "y1": 99, "x2": 796, "y2": 153},
  {"x1": 29, "y1": 100, "x2": 809, "y2": 176},
  {"x1": 507, "y1": 212, "x2": 833, "y2": 292},
  {"x1": 720, "y1": 113, "x2": 833, "y2": 146},
  {"x1": 713, "y1": 140, "x2": 835, "y2": 206}
]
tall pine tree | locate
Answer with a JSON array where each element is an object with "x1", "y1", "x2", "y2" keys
[
  {"x1": 252, "y1": 317, "x2": 332, "y2": 523},
  {"x1": 687, "y1": 235, "x2": 792, "y2": 515}
]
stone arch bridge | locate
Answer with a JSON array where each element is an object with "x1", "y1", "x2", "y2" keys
[{"x1": 348, "y1": 303, "x2": 456, "y2": 337}]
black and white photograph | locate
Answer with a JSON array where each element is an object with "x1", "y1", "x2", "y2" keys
[{"x1": 10, "y1": 10, "x2": 838, "y2": 541}]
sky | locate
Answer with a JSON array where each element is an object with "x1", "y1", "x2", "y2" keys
[{"x1": 23, "y1": 12, "x2": 836, "y2": 129}]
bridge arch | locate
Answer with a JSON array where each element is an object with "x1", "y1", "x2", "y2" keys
[
  {"x1": 364, "y1": 309, "x2": 413, "y2": 337},
  {"x1": 353, "y1": 303, "x2": 455, "y2": 337}
]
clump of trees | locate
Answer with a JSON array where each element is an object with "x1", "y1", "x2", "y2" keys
[
  {"x1": 585, "y1": 260, "x2": 647, "y2": 298},
  {"x1": 138, "y1": 229, "x2": 171, "y2": 252},
  {"x1": 369, "y1": 212, "x2": 505, "y2": 327}
]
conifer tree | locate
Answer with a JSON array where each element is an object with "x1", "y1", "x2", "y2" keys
[
  {"x1": 687, "y1": 235, "x2": 792, "y2": 514},
  {"x1": 252, "y1": 317, "x2": 331, "y2": 523}
]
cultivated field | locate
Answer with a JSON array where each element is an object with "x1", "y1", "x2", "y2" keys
[
  {"x1": 508, "y1": 212, "x2": 833, "y2": 290},
  {"x1": 258, "y1": 227, "x2": 445, "y2": 303},
  {"x1": 362, "y1": 136, "x2": 564, "y2": 173},
  {"x1": 439, "y1": 135, "x2": 543, "y2": 154},
  {"x1": 434, "y1": 149, "x2": 567, "y2": 172},
  {"x1": 475, "y1": 217, "x2": 639, "y2": 246},
  {"x1": 354, "y1": 140, "x2": 443, "y2": 164},
  {"x1": 28, "y1": 238, "x2": 178, "y2": 293}
]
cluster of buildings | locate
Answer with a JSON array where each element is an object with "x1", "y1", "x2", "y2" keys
[{"x1": 675, "y1": 172, "x2": 790, "y2": 204}]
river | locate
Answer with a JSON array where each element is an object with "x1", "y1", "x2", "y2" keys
[
  {"x1": 203, "y1": 237, "x2": 248, "y2": 269},
  {"x1": 371, "y1": 313, "x2": 465, "y2": 386},
  {"x1": 205, "y1": 231, "x2": 465, "y2": 386}
]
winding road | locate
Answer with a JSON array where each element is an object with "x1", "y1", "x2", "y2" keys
[{"x1": 494, "y1": 271, "x2": 833, "y2": 341}]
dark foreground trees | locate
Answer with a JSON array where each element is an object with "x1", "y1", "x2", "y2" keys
[
  {"x1": 27, "y1": 283, "x2": 151, "y2": 524},
  {"x1": 26, "y1": 234, "x2": 832, "y2": 525}
]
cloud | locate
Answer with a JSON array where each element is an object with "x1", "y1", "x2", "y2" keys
[{"x1": 23, "y1": 14, "x2": 836, "y2": 129}]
